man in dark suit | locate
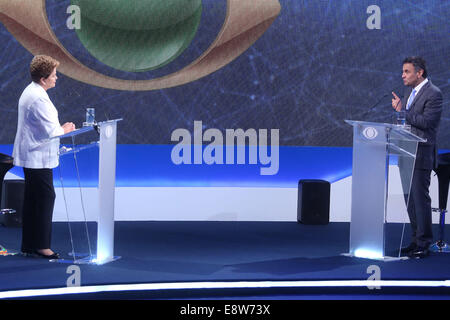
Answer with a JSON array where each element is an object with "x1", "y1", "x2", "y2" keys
[{"x1": 391, "y1": 56, "x2": 443, "y2": 258}]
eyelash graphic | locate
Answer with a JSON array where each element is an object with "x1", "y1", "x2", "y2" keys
[{"x1": 0, "y1": 0, "x2": 281, "y2": 91}]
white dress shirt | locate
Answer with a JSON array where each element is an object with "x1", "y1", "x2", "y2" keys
[
  {"x1": 406, "y1": 78, "x2": 428, "y2": 110},
  {"x1": 13, "y1": 82, "x2": 64, "y2": 169}
]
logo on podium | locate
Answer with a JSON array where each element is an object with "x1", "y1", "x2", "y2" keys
[{"x1": 362, "y1": 127, "x2": 378, "y2": 140}]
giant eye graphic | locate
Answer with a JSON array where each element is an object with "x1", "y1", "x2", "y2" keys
[
  {"x1": 0, "y1": 0, "x2": 281, "y2": 91},
  {"x1": 71, "y1": 0, "x2": 203, "y2": 72}
]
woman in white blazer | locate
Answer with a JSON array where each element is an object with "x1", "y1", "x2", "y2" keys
[{"x1": 13, "y1": 55, "x2": 75, "y2": 259}]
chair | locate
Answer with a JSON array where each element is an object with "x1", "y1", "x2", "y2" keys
[
  {"x1": 0, "y1": 154, "x2": 24, "y2": 228},
  {"x1": 0, "y1": 153, "x2": 18, "y2": 254},
  {"x1": 0, "y1": 153, "x2": 14, "y2": 208},
  {"x1": 431, "y1": 152, "x2": 450, "y2": 253}
]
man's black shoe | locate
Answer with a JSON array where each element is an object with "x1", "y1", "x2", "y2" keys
[
  {"x1": 400, "y1": 243, "x2": 417, "y2": 255},
  {"x1": 408, "y1": 246, "x2": 430, "y2": 259}
]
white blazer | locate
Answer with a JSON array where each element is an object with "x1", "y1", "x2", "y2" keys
[{"x1": 13, "y1": 82, "x2": 64, "y2": 169}]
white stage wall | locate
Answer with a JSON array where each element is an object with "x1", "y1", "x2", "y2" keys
[{"x1": 5, "y1": 166, "x2": 449, "y2": 223}]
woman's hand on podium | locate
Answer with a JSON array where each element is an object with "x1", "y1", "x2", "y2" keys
[{"x1": 62, "y1": 122, "x2": 76, "y2": 134}]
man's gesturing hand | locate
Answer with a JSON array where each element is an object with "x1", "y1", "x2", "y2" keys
[{"x1": 392, "y1": 92, "x2": 402, "y2": 111}]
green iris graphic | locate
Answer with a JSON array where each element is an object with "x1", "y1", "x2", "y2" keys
[{"x1": 71, "y1": 0, "x2": 202, "y2": 72}]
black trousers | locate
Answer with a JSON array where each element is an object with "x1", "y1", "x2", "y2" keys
[
  {"x1": 21, "y1": 168, "x2": 56, "y2": 252},
  {"x1": 407, "y1": 168, "x2": 433, "y2": 248}
]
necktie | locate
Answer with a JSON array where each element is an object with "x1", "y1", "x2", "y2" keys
[{"x1": 406, "y1": 89, "x2": 416, "y2": 110}]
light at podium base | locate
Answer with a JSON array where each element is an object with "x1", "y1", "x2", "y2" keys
[
  {"x1": 53, "y1": 255, "x2": 121, "y2": 265},
  {"x1": 354, "y1": 248, "x2": 384, "y2": 260},
  {"x1": 342, "y1": 249, "x2": 408, "y2": 262}
]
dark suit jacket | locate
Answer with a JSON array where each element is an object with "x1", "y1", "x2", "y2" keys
[{"x1": 403, "y1": 80, "x2": 443, "y2": 170}]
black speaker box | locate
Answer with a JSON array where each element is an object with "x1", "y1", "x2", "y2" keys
[
  {"x1": 297, "y1": 179, "x2": 330, "y2": 225},
  {"x1": 1, "y1": 179, "x2": 25, "y2": 227}
]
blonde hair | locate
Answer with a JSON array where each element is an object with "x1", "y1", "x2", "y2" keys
[{"x1": 30, "y1": 55, "x2": 60, "y2": 83}]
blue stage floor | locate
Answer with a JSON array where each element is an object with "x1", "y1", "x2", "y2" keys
[{"x1": 0, "y1": 222, "x2": 449, "y2": 299}]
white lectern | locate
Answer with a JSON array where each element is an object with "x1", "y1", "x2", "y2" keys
[
  {"x1": 345, "y1": 120, "x2": 426, "y2": 260},
  {"x1": 50, "y1": 119, "x2": 122, "y2": 264}
]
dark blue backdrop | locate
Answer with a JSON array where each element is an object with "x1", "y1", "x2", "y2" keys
[{"x1": 0, "y1": 0, "x2": 449, "y2": 147}]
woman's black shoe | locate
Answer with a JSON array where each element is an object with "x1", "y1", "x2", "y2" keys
[{"x1": 33, "y1": 250, "x2": 60, "y2": 259}]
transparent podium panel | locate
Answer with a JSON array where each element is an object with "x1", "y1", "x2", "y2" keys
[
  {"x1": 386, "y1": 129, "x2": 419, "y2": 225},
  {"x1": 386, "y1": 129, "x2": 421, "y2": 259},
  {"x1": 345, "y1": 120, "x2": 425, "y2": 260},
  {"x1": 56, "y1": 130, "x2": 99, "y2": 264}
]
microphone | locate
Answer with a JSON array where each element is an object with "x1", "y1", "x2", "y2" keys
[
  {"x1": 368, "y1": 92, "x2": 390, "y2": 110},
  {"x1": 93, "y1": 111, "x2": 111, "y2": 134},
  {"x1": 360, "y1": 86, "x2": 402, "y2": 119},
  {"x1": 93, "y1": 122, "x2": 100, "y2": 134}
]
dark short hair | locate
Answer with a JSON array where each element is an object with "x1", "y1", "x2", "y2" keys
[
  {"x1": 30, "y1": 55, "x2": 60, "y2": 83},
  {"x1": 403, "y1": 56, "x2": 427, "y2": 79}
]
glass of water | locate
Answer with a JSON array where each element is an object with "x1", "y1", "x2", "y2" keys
[
  {"x1": 396, "y1": 110, "x2": 406, "y2": 126},
  {"x1": 85, "y1": 108, "x2": 95, "y2": 126}
]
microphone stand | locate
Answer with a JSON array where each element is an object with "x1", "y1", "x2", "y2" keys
[{"x1": 359, "y1": 86, "x2": 402, "y2": 120}]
